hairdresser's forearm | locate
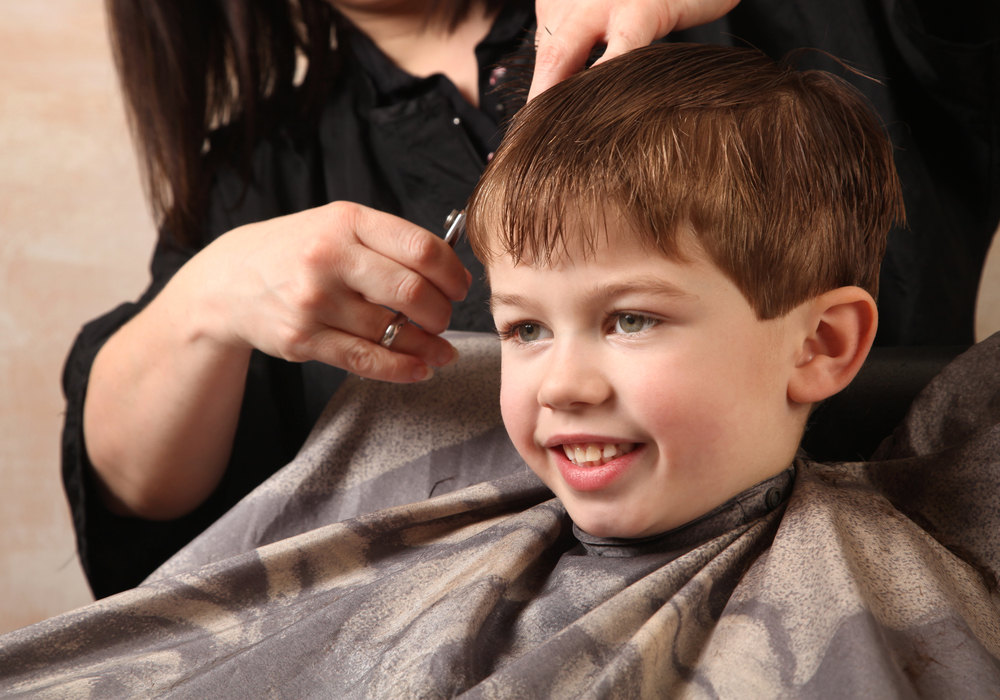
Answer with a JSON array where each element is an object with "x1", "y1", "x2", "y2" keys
[{"x1": 83, "y1": 272, "x2": 252, "y2": 521}]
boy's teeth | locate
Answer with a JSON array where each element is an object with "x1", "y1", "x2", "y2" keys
[{"x1": 561, "y1": 442, "x2": 635, "y2": 467}]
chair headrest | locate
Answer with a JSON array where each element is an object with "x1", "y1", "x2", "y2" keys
[{"x1": 801, "y1": 345, "x2": 969, "y2": 462}]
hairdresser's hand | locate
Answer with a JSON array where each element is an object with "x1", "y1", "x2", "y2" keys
[
  {"x1": 530, "y1": 0, "x2": 740, "y2": 101},
  {"x1": 84, "y1": 202, "x2": 468, "y2": 519},
  {"x1": 191, "y1": 201, "x2": 469, "y2": 382}
]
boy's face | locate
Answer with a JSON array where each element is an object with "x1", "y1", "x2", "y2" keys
[{"x1": 488, "y1": 226, "x2": 809, "y2": 538}]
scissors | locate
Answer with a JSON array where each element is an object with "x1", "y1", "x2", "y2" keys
[{"x1": 379, "y1": 209, "x2": 466, "y2": 348}]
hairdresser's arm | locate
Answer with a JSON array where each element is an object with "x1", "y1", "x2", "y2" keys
[
  {"x1": 529, "y1": 0, "x2": 740, "y2": 100},
  {"x1": 84, "y1": 202, "x2": 469, "y2": 520}
]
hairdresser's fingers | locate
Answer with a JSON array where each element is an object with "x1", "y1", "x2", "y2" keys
[
  {"x1": 210, "y1": 202, "x2": 468, "y2": 379},
  {"x1": 649, "y1": 0, "x2": 743, "y2": 43},
  {"x1": 530, "y1": 4, "x2": 608, "y2": 101},
  {"x1": 529, "y1": 0, "x2": 741, "y2": 100},
  {"x1": 332, "y1": 245, "x2": 453, "y2": 336},
  {"x1": 282, "y1": 202, "x2": 467, "y2": 339},
  {"x1": 592, "y1": 2, "x2": 670, "y2": 67},
  {"x1": 311, "y1": 292, "x2": 459, "y2": 371},
  {"x1": 328, "y1": 203, "x2": 471, "y2": 334},
  {"x1": 591, "y1": 0, "x2": 742, "y2": 65},
  {"x1": 303, "y1": 324, "x2": 455, "y2": 383},
  {"x1": 325, "y1": 202, "x2": 471, "y2": 304},
  {"x1": 249, "y1": 275, "x2": 459, "y2": 383},
  {"x1": 376, "y1": 322, "x2": 460, "y2": 370},
  {"x1": 337, "y1": 237, "x2": 463, "y2": 336}
]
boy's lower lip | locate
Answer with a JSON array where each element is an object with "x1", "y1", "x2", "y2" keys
[{"x1": 552, "y1": 444, "x2": 644, "y2": 492}]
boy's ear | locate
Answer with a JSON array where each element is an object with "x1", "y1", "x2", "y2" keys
[{"x1": 787, "y1": 286, "x2": 878, "y2": 405}]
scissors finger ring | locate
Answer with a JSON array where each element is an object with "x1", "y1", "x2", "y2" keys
[{"x1": 378, "y1": 209, "x2": 466, "y2": 349}]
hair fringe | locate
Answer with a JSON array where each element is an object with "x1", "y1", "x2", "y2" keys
[{"x1": 467, "y1": 43, "x2": 905, "y2": 319}]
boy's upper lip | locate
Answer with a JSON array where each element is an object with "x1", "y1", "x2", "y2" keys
[{"x1": 542, "y1": 433, "x2": 639, "y2": 448}]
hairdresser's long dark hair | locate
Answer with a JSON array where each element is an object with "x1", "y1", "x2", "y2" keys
[{"x1": 107, "y1": 0, "x2": 498, "y2": 247}]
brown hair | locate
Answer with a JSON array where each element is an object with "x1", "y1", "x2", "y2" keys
[
  {"x1": 107, "y1": 0, "x2": 504, "y2": 247},
  {"x1": 467, "y1": 43, "x2": 905, "y2": 320}
]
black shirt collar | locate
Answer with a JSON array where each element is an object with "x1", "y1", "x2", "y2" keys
[
  {"x1": 573, "y1": 466, "x2": 796, "y2": 557},
  {"x1": 344, "y1": 1, "x2": 533, "y2": 156}
]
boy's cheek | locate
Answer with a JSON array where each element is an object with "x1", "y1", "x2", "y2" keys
[{"x1": 499, "y1": 370, "x2": 540, "y2": 466}]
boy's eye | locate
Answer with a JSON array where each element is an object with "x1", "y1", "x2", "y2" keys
[
  {"x1": 614, "y1": 313, "x2": 656, "y2": 334},
  {"x1": 515, "y1": 322, "x2": 550, "y2": 342}
]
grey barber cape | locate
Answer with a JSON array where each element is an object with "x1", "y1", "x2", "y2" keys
[{"x1": 5, "y1": 332, "x2": 1000, "y2": 698}]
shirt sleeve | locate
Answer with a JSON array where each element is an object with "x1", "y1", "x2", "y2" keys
[
  {"x1": 59, "y1": 237, "x2": 202, "y2": 597},
  {"x1": 60, "y1": 121, "x2": 334, "y2": 597},
  {"x1": 61, "y1": 230, "x2": 317, "y2": 598}
]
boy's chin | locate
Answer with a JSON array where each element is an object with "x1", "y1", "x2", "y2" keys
[{"x1": 568, "y1": 509, "x2": 665, "y2": 540}]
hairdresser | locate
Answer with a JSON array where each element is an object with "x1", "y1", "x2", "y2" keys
[{"x1": 64, "y1": 0, "x2": 739, "y2": 597}]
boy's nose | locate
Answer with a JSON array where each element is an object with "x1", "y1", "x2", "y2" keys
[{"x1": 537, "y1": 345, "x2": 612, "y2": 410}]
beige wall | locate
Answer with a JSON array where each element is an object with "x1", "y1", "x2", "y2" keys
[
  {"x1": 0, "y1": 1, "x2": 998, "y2": 637},
  {"x1": 0, "y1": 1, "x2": 153, "y2": 633},
  {"x1": 977, "y1": 235, "x2": 1000, "y2": 342}
]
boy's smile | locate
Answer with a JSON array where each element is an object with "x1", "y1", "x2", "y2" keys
[{"x1": 488, "y1": 230, "x2": 811, "y2": 539}]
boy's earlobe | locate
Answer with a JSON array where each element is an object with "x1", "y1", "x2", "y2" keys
[{"x1": 787, "y1": 287, "x2": 878, "y2": 405}]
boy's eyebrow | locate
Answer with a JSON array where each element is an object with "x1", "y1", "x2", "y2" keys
[
  {"x1": 591, "y1": 278, "x2": 698, "y2": 304},
  {"x1": 489, "y1": 292, "x2": 527, "y2": 314},
  {"x1": 489, "y1": 277, "x2": 698, "y2": 313}
]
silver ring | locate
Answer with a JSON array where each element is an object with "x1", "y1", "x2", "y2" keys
[{"x1": 380, "y1": 312, "x2": 407, "y2": 348}]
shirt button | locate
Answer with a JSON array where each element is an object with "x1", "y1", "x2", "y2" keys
[
  {"x1": 765, "y1": 488, "x2": 783, "y2": 510},
  {"x1": 453, "y1": 117, "x2": 461, "y2": 125}
]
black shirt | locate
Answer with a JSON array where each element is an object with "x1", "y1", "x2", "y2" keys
[{"x1": 63, "y1": 2, "x2": 534, "y2": 598}]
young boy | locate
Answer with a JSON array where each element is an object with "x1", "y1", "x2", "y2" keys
[
  {"x1": 4, "y1": 42, "x2": 998, "y2": 699},
  {"x1": 466, "y1": 41, "x2": 901, "y2": 540}
]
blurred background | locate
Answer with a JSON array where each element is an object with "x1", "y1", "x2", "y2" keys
[
  {"x1": 1, "y1": 0, "x2": 153, "y2": 633},
  {"x1": 0, "y1": 0, "x2": 998, "y2": 635}
]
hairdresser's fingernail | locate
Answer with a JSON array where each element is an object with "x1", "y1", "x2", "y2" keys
[
  {"x1": 414, "y1": 365, "x2": 434, "y2": 382},
  {"x1": 440, "y1": 345, "x2": 460, "y2": 367}
]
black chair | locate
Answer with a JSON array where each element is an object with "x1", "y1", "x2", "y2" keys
[{"x1": 801, "y1": 346, "x2": 969, "y2": 462}]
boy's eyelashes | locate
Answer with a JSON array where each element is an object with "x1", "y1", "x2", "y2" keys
[
  {"x1": 496, "y1": 312, "x2": 661, "y2": 344},
  {"x1": 497, "y1": 321, "x2": 552, "y2": 344},
  {"x1": 612, "y1": 312, "x2": 658, "y2": 335}
]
